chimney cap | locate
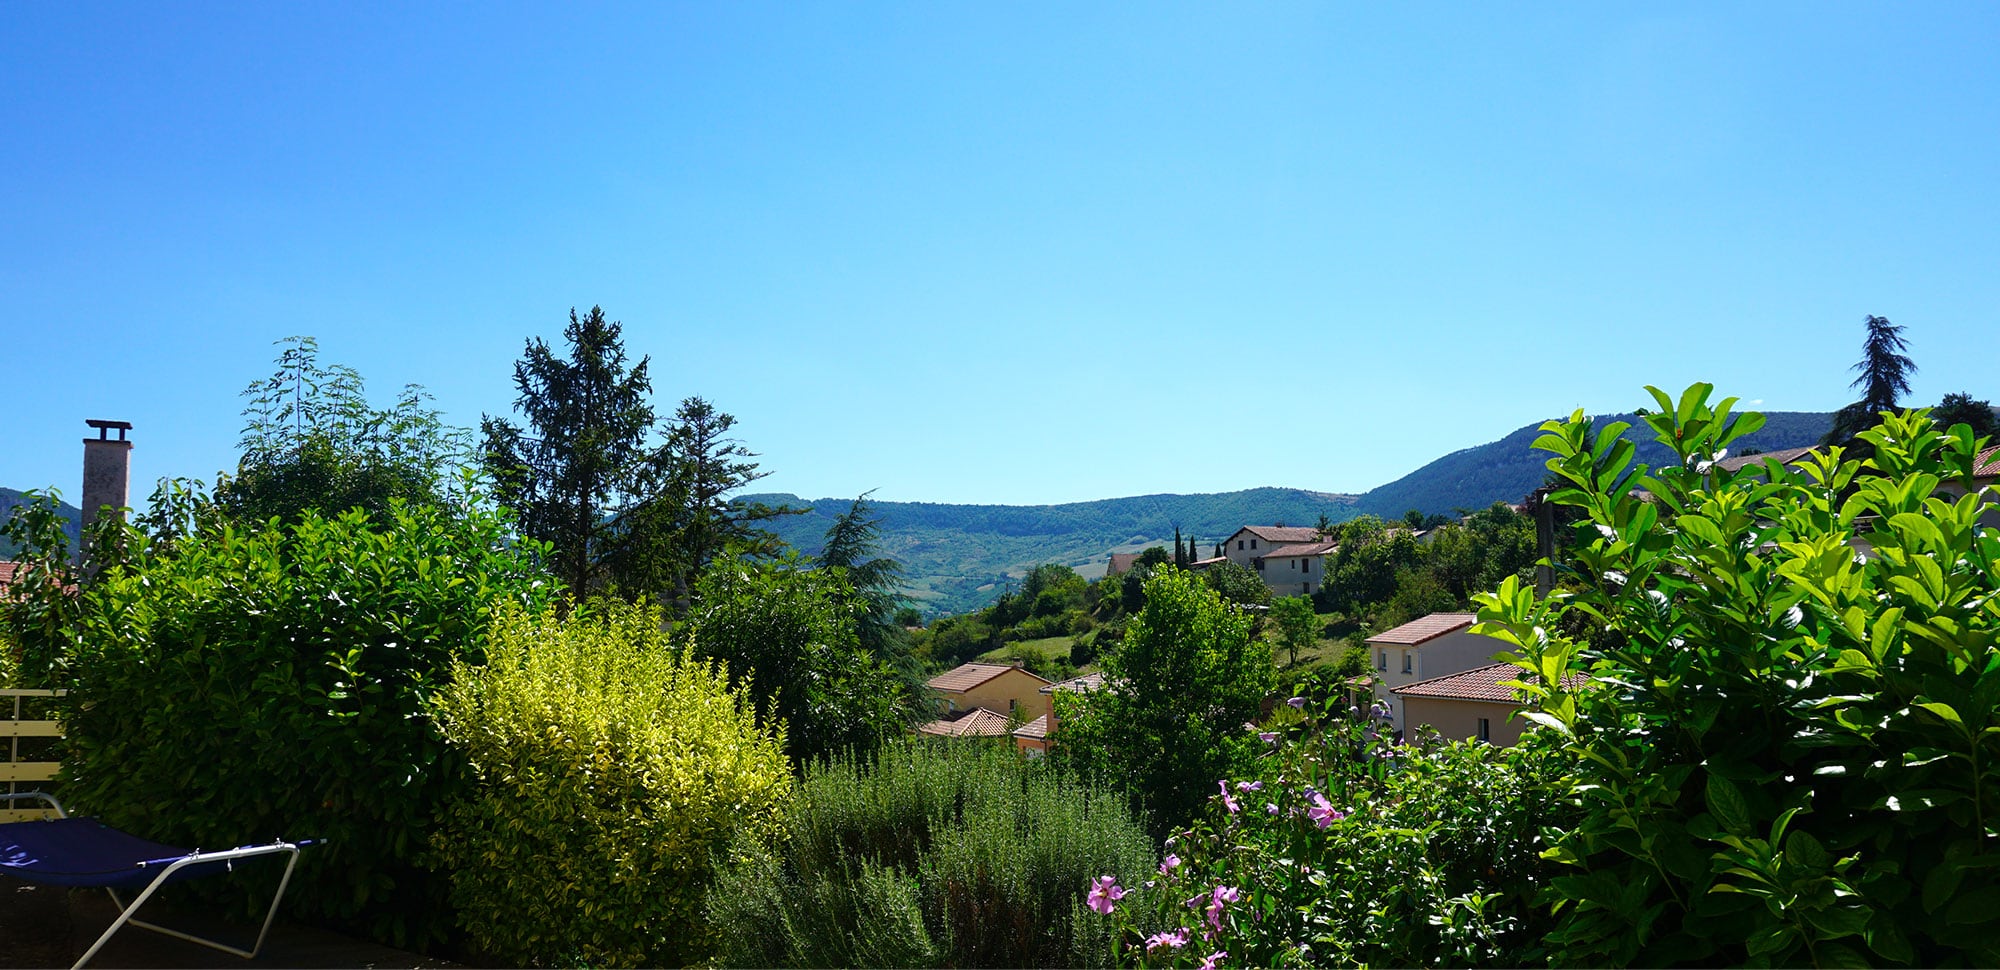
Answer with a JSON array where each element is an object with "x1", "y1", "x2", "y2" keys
[{"x1": 85, "y1": 419, "x2": 132, "y2": 441}]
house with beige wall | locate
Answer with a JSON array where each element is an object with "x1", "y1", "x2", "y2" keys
[
  {"x1": 1394, "y1": 661, "x2": 1588, "y2": 746},
  {"x1": 1012, "y1": 671, "x2": 1107, "y2": 755},
  {"x1": 1366, "y1": 613, "x2": 1510, "y2": 732},
  {"x1": 919, "y1": 662, "x2": 1054, "y2": 739}
]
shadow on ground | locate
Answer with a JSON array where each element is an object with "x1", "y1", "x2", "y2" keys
[{"x1": 0, "y1": 875, "x2": 458, "y2": 969}]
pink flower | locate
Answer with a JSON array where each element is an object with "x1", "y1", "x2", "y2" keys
[
  {"x1": 1205, "y1": 885, "x2": 1241, "y2": 934},
  {"x1": 1258, "y1": 730, "x2": 1279, "y2": 744},
  {"x1": 1198, "y1": 949, "x2": 1228, "y2": 970},
  {"x1": 1086, "y1": 875, "x2": 1127, "y2": 915},
  {"x1": 1287, "y1": 695, "x2": 1307, "y2": 708},
  {"x1": 1217, "y1": 779, "x2": 1240, "y2": 814},
  {"x1": 1145, "y1": 928, "x2": 1191, "y2": 952},
  {"x1": 1159, "y1": 854, "x2": 1181, "y2": 875},
  {"x1": 1234, "y1": 780, "x2": 1263, "y2": 793},
  {"x1": 1307, "y1": 791, "x2": 1346, "y2": 829}
]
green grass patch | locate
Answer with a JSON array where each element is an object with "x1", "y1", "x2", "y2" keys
[{"x1": 977, "y1": 635, "x2": 1074, "y2": 664}]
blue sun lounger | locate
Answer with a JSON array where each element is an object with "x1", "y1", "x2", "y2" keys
[{"x1": 0, "y1": 792, "x2": 312, "y2": 969}]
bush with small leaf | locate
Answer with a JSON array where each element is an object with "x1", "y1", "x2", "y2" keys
[
  {"x1": 431, "y1": 600, "x2": 792, "y2": 967},
  {"x1": 708, "y1": 739, "x2": 1155, "y2": 968}
]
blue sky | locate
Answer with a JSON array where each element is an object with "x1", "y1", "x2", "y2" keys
[{"x1": 4, "y1": 3, "x2": 1997, "y2": 507}]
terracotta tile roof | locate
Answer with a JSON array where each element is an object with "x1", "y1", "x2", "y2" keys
[
  {"x1": 1713, "y1": 446, "x2": 1818, "y2": 474},
  {"x1": 1977, "y1": 444, "x2": 2000, "y2": 477},
  {"x1": 1238, "y1": 526, "x2": 1324, "y2": 544},
  {"x1": 1106, "y1": 552, "x2": 1142, "y2": 576},
  {"x1": 1263, "y1": 541, "x2": 1338, "y2": 559},
  {"x1": 0, "y1": 561, "x2": 17, "y2": 591},
  {"x1": 1392, "y1": 662, "x2": 1588, "y2": 702},
  {"x1": 927, "y1": 662, "x2": 1051, "y2": 694},
  {"x1": 1011, "y1": 714, "x2": 1050, "y2": 740},
  {"x1": 917, "y1": 707, "x2": 1015, "y2": 738},
  {"x1": 1041, "y1": 671, "x2": 1109, "y2": 694},
  {"x1": 1366, "y1": 612, "x2": 1478, "y2": 646}
]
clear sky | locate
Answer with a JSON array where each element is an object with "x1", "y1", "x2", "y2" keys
[{"x1": 4, "y1": 3, "x2": 1997, "y2": 508}]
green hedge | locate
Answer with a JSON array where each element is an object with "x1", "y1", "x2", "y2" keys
[
  {"x1": 61, "y1": 502, "x2": 552, "y2": 947},
  {"x1": 431, "y1": 600, "x2": 792, "y2": 967}
]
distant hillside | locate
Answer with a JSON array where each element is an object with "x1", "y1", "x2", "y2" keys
[
  {"x1": 0, "y1": 489, "x2": 82, "y2": 558},
  {"x1": 0, "y1": 409, "x2": 1835, "y2": 614},
  {"x1": 749, "y1": 409, "x2": 1834, "y2": 617},
  {"x1": 742, "y1": 487, "x2": 1361, "y2": 617},
  {"x1": 1352, "y1": 411, "x2": 1834, "y2": 518}
]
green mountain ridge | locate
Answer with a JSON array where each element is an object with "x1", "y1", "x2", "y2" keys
[
  {"x1": 753, "y1": 409, "x2": 1834, "y2": 616},
  {"x1": 3, "y1": 410, "x2": 1836, "y2": 616},
  {"x1": 0, "y1": 488, "x2": 83, "y2": 558}
]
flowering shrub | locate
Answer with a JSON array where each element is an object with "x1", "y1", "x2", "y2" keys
[{"x1": 1102, "y1": 684, "x2": 1570, "y2": 967}]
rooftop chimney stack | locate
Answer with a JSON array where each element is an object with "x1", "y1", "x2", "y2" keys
[{"x1": 82, "y1": 419, "x2": 133, "y2": 534}]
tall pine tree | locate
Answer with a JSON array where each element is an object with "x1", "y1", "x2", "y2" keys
[
  {"x1": 1824, "y1": 314, "x2": 1918, "y2": 446},
  {"x1": 481, "y1": 307, "x2": 657, "y2": 597}
]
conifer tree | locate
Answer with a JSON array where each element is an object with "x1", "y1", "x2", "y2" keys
[
  {"x1": 481, "y1": 307, "x2": 657, "y2": 596},
  {"x1": 1823, "y1": 314, "x2": 1917, "y2": 446}
]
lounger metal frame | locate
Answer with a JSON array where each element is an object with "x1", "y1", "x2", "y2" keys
[{"x1": 0, "y1": 791, "x2": 305, "y2": 969}]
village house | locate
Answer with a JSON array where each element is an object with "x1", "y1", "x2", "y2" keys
[
  {"x1": 1365, "y1": 612, "x2": 1509, "y2": 732},
  {"x1": 1392, "y1": 662, "x2": 1584, "y2": 746},
  {"x1": 1011, "y1": 670, "x2": 1107, "y2": 755},
  {"x1": 917, "y1": 661, "x2": 1053, "y2": 740}
]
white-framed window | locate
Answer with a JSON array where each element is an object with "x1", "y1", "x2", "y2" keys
[
  {"x1": 1377, "y1": 651, "x2": 1387, "y2": 671},
  {"x1": 1402, "y1": 653, "x2": 1413, "y2": 674}
]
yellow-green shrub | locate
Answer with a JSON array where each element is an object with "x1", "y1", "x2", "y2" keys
[{"x1": 431, "y1": 600, "x2": 792, "y2": 967}]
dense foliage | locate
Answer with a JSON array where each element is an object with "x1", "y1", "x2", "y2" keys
[
  {"x1": 483, "y1": 310, "x2": 793, "y2": 602},
  {"x1": 1054, "y1": 567, "x2": 1274, "y2": 833},
  {"x1": 431, "y1": 600, "x2": 792, "y2": 967},
  {"x1": 216, "y1": 336, "x2": 474, "y2": 524},
  {"x1": 482, "y1": 306, "x2": 662, "y2": 597},
  {"x1": 0, "y1": 489, "x2": 84, "y2": 686},
  {"x1": 707, "y1": 739, "x2": 1155, "y2": 968},
  {"x1": 1103, "y1": 692, "x2": 1570, "y2": 968},
  {"x1": 1480, "y1": 385, "x2": 2000, "y2": 966},
  {"x1": 687, "y1": 554, "x2": 916, "y2": 765},
  {"x1": 59, "y1": 500, "x2": 554, "y2": 946}
]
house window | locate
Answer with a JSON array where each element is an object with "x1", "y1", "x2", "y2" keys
[
  {"x1": 1237, "y1": 539, "x2": 1245, "y2": 550},
  {"x1": 1377, "y1": 651, "x2": 1387, "y2": 671},
  {"x1": 1255, "y1": 560, "x2": 1263, "y2": 571},
  {"x1": 1009, "y1": 699, "x2": 1017, "y2": 712},
  {"x1": 1402, "y1": 653, "x2": 1413, "y2": 674},
  {"x1": 1303, "y1": 558, "x2": 1311, "y2": 572},
  {"x1": 1477, "y1": 717, "x2": 1491, "y2": 742},
  {"x1": 1250, "y1": 539, "x2": 1257, "y2": 549},
  {"x1": 1289, "y1": 559, "x2": 1295, "y2": 570}
]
